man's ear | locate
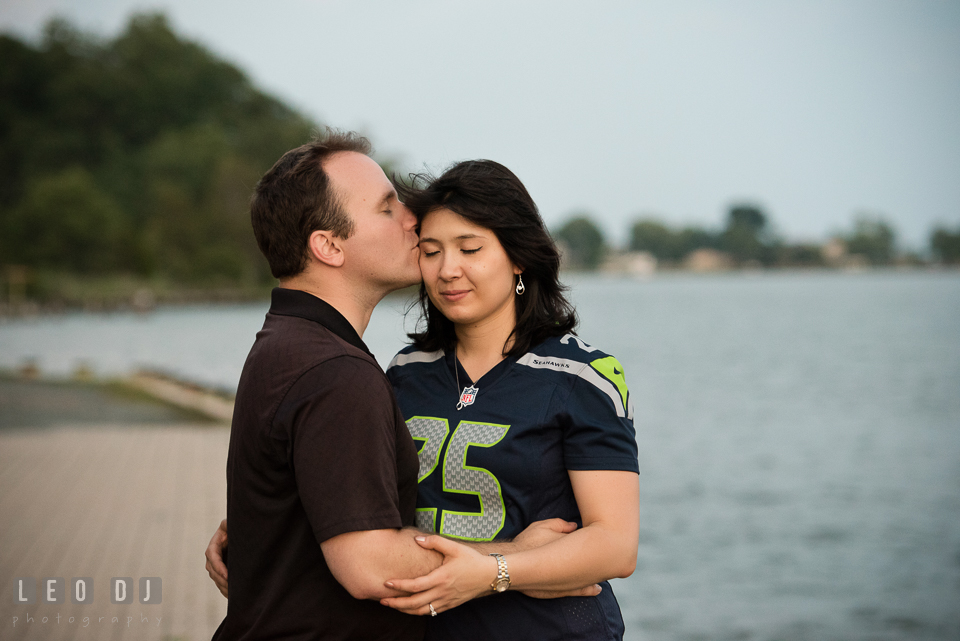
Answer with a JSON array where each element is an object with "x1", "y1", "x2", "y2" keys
[{"x1": 308, "y1": 230, "x2": 345, "y2": 268}]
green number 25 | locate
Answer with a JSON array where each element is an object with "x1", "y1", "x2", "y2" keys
[{"x1": 405, "y1": 417, "x2": 510, "y2": 542}]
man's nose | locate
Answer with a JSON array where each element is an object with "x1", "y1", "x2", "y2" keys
[{"x1": 400, "y1": 203, "x2": 417, "y2": 231}]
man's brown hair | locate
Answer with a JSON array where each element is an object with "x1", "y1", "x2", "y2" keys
[{"x1": 251, "y1": 129, "x2": 372, "y2": 279}]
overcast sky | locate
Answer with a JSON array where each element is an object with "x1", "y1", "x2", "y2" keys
[{"x1": 3, "y1": 0, "x2": 959, "y2": 249}]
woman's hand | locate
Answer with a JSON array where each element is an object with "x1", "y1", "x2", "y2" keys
[
  {"x1": 205, "y1": 519, "x2": 229, "y2": 598},
  {"x1": 380, "y1": 535, "x2": 497, "y2": 616},
  {"x1": 379, "y1": 533, "x2": 603, "y2": 615}
]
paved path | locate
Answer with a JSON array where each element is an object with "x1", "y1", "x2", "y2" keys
[{"x1": 1, "y1": 424, "x2": 230, "y2": 641}]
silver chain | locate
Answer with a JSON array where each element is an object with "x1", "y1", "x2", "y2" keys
[{"x1": 455, "y1": 347, "x2": 465, "y2": 410}]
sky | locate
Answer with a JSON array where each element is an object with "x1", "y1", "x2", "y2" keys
[{"x1": 2, "y1": 0, "x2": 959, "y2": 250}]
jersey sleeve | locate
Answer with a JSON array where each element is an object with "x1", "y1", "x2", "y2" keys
[
  {"x1": 561, "y1": 359, "x2": 639, "y2": 473},
  {"x1": 279, "y1": 356, "x2": 406, "y2": 542}
]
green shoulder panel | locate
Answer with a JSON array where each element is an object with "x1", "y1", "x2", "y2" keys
[{"x1": 589, "y1": 355, "x2": 629, "y2": 410}]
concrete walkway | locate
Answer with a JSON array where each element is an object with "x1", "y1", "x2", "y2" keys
[{"x1": 1, "y1": 424, "x2": 230, "y2": 641}]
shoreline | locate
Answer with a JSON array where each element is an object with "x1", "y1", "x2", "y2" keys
[
  {"x1": 0, "y1": 372, "x2": 233, "y2": 428},
  {"x1": 2, "y1": 266, "x2": 956, "y2": 321}
]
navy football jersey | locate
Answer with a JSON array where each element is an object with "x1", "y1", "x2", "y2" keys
[{"x1": 386, "y1": 333, "x2": 639, "y2": 641}]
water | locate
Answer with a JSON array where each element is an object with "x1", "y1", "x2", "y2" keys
[{"x1": 2, "y1": 271, "x2": 959, "y2": 640}]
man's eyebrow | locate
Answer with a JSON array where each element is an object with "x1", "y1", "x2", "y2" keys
[{"x1": 378, "y1": 189, "x2": 397, "y2": 207}]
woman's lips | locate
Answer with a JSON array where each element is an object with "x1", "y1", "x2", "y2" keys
[{"x1": 440, "y1": 290, "x2": 469, "y2": 302}]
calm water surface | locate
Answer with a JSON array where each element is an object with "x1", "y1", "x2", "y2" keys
[{"x1": 2, "y1": 271, "x2": 959, "y2": 640}]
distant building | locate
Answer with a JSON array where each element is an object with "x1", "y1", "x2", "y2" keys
[
  {"x1": 601, "y1": 251, "x2": 657, "y2": 277},
  {"x1": 821, "y1": 238, "x2": 870, "y2": 269},
  {"x1": 821, "y1": 238, "x2": 847, "y2": 266},
  {"x1": 684, "y1": 249, "x2": 732, "y2": 272}
]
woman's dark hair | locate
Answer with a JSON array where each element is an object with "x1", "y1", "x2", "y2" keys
[{"x1": 396, "y1": 159, "x2": 578, "y2": 356}]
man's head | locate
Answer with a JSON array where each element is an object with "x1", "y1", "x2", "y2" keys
[
  {"x1": 251, "y1": 130, "x2": 420, "y2": 292},
  {"x1": 251, "y1": 130, "x2": 368, "y2": 279}
]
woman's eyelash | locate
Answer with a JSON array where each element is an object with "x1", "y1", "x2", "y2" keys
[{"x1": 462, "y1": 248, "x2": 481, "y2": 254}]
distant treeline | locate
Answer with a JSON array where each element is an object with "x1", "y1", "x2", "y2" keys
[
  {"x1": 1, "y1": 14, "x2": 958, "y2": 310},
  {"x1": 554, "y1": 208, "x2": 960, "y2": 270},
  {"x1": 0, "y1": 13, "x2": 315, "y2": 293}
]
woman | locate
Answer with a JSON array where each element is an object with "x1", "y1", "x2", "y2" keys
[{"x1": 380, "y1": 159, "x2": 640, "y2": 640}]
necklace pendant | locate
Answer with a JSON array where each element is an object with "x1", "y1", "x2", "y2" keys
[{"x1": 457, "y1": 385, "x2": 479, "y2": 410}]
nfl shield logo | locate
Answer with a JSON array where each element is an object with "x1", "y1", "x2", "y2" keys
[{"x1": 459, "y1": 386, "x2": 479, "y2": 407}]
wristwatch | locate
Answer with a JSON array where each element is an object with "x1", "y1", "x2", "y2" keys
[{"x1": 489, "y1": 553, "x2": 510, "y2": 592}]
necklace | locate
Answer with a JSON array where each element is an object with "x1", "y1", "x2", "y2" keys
[{"x1": 454, "y1": 348, "x2": 479, "y2": 410}]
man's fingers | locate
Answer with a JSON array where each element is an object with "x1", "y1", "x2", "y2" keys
[
  {"x1": 521, "y1": 584, "x2": 601, "y2": 599},
  {"x1": 554, "y1": 519, "x2": 578, "y2": 534},
  {"x1": 539, "y1": 518, "x2": 578, "y2": 533}
]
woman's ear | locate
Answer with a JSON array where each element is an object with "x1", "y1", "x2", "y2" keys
[{"x1": 308, "y1": 230, "x2": 345, "y2": 268}]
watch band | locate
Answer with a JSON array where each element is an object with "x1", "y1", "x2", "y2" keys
[{"x1": 489, "y1": 553, "x2": 510, "y2": 592}]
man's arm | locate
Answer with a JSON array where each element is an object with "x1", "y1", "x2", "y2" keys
[
  {"x1": 203, "y1": 517, "x2": 586, "y2": 600},
  {"x1": 319, "y1": 520, "x2": 583, "y2": 601},
  {"x1": 320, "y1": 527, "x2": 442, "y2": 600},
  {"x1": 379, "y1": 471, "x2": 638, "y2": 615}
]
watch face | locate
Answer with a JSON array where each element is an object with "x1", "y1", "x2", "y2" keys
[{"x1": 494, "y1": 579, "x2": 510, "y2": 592}]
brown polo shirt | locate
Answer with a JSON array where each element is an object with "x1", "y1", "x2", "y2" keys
[{"x1": 212, "y1": 288, "x2": 424, "y2": 641}]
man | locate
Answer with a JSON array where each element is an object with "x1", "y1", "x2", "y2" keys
[{"x1": 208, "y1": 131, "x2": 582, "y2": 640}]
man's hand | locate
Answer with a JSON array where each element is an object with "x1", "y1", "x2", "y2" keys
[
  {"x1": 509, "y1": 518, "x2": 579, "y2": 552},
  {"x1": 205, "y1": 519, "x2": 229, "y2": 598}
]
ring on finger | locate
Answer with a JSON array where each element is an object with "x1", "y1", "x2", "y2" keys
[{"x1": 429, "y1": 603, "x2": 437, "y2": 617}]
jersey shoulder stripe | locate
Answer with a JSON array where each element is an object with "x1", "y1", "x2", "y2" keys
[
  {"x1": 387, "y1": 347, "x2": 444, "y2": 372},
  {"x1": 518, "y1": 334, "x2": 633, "y2": 420}
]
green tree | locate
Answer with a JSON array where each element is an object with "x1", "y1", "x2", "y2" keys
[
  {"x1": 721, "y1": 204, "x2": 773, "y2": 265},
  {"x1": 5, "y1": 168, "x2": 128, "y2": 273},
  {"x1": 555, "y1": 215, "x2": 606, "y2": 270},
  {"x1": 629, "y1": 218, "x2": 678, "y2": 261},
  {"x1": 846, "y1": 214, "x2": 896, "y2": 265},
  {"x1": 0, "y1": 12, "x2": 315, "y2": 288},
  {"x1": 930, "y1": 225, "x2": 960, "y2": 264},
  {"x1": 675, "y1": 226, "x2": 719, "y2": 258}
]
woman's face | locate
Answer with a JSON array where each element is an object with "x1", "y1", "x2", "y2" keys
[{"x1": 417, "y1": 208, "x2": 521, "y2": 329}]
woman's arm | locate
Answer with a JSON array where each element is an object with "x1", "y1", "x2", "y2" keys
[
  {"x1": 379, "y1": 469, "x2": 639, "y2": 615},
  {"x1": 507, "y1": 470, "x2": 639, "y2": 589}
]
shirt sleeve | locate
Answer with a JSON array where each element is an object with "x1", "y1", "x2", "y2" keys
[
  {"x1": 561, "y1": 362, "x2": 640, "y2": 473},
  {"x1": 279, "y1": 356, "x2": 406, "y2": 543}
]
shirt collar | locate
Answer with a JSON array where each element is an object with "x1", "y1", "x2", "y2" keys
[{"x1": 269, "y1": 287, "x2": 373, "y2": 357}]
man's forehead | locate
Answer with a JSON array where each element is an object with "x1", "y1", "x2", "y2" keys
[{"x1": 323, "y1": 151, "x2": 391, "y2": 202}]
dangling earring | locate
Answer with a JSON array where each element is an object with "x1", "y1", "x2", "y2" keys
[{"x1": 515, "y1": 274, "x2": 525, "y2": 295}]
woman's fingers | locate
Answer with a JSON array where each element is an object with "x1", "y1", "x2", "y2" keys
[
  {"x1": 380, "y1": 588, "x2": 442, "y2": 615},
  {"x1": 384, "y1": 571, "x2": 442, "y2": 595},
  {"x1": 204, "y1": 519, "x2": 229, "y2": 598},
  {"x1": 413, "y1": 534, "x2": 467, "y2": 557}
]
